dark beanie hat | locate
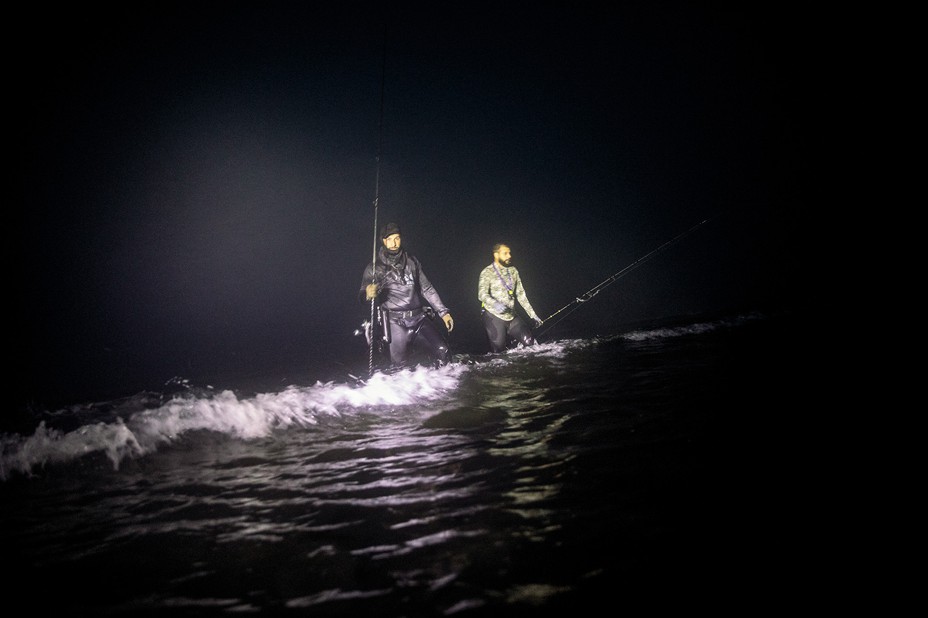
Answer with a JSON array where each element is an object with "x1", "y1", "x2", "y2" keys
[{"x1": 380, "y1": 222, "x2": 401, "y2": 238}]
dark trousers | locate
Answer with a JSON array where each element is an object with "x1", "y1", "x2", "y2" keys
[
  {"x1": 385, "y1": 313, "x2": 450, "y2": 367},
  {"x1": 482, "y1": 310, "x2": 535, "y2": 353}
]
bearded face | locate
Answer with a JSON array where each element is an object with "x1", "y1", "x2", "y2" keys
[
  {"x1": 495, "y1": 245, "x2": 513, "y2": 267},
  {"x1": 382, "y1": 233, "x2": 402, "y2": 253}
]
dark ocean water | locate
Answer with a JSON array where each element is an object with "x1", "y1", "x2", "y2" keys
[{"x1": 1, "y1": 311, "x2": 810, "y2": 615}]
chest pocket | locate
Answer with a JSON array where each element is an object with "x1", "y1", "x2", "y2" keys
[{"x1": 386, "y1": 266, "x2": 415, "y2": 287}]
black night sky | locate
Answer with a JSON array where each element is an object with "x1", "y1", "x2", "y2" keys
[{"x1": 14, "y1": 3, "x2": 813, "y2": 409}]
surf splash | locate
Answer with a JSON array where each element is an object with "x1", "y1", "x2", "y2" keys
[{"x1": 1, "y1": 363, "x2": 469, "y2": 480}]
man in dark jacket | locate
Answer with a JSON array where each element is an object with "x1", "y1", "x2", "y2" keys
[{"x1": 360, "y1": 222, "x2": 454, "y2": 368}]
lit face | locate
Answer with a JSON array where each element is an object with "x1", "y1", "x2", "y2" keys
[
  {"x1": 382, "y1": 233, "x2": 402, "y2": 251},
  {"x1": 495, "y1": 245, "x2": 512, "y2": 266}
]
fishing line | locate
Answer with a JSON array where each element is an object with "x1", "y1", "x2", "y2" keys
[{"x1": 536, "y1": 215, "x2": 719, "y2": 340}]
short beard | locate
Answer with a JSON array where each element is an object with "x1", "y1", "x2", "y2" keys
[{"x1": 500, "y1": 258, "x2": 511, "y2": 267}]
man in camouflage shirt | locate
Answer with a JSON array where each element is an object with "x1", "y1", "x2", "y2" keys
[{"x1": 477, "y1": 243, "x2": 543, "y2": 353}]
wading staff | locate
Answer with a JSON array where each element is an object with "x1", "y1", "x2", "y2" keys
[
  {"x1": 367, "y1": 30, "x2": 388, "y2": 379},
  {"x1": 536, "y1": 215, "x2": 718, "y2": 340}
]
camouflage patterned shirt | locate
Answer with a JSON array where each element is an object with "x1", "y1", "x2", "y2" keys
[{"x1": 477, "y1": 263, "x2": 539, "y2": 322}]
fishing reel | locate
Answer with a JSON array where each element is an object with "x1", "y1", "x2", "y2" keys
[
  {"x1": 354, "y1": 306, "x2": 390, "y2": 346},
  {"x1": 354, "y1": 321, "x2": 373, "y2": 344}
]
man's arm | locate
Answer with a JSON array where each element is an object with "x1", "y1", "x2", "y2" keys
[
  {"x1": 359, "y1": 263, "x2": 379, "y2": 302},
  {"x1": 415, "y1": 257, "x2": 453, "y2": 332},
  {"x1": 477, "y1": 267, "x2": 494, "y2": 307},
  {"x1": 514, "y1": 269, "x2": 542, "y2": 325}
]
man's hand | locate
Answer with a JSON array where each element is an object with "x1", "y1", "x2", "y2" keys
[
  {"x1": 442, "y1": 313, "x2": 454, "y2": 332},
  {"x1": 365, "y1": 283, "x2": 378, "y2": 300},
  {"x1": 533, "y1": 317, "x2": 543, "y2": 328}
]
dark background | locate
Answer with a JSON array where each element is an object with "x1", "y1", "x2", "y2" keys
[{"x1": 13, "y1": 2, "x2": 814, "y2": 410}]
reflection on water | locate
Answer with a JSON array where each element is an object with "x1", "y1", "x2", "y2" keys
[{"x1": 2, "y1": 313, "x2": 801, "y2": 614}]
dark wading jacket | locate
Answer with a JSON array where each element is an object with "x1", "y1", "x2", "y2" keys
[{"x1": 359, "y1": 247, "x2": 450, "y2": 317}]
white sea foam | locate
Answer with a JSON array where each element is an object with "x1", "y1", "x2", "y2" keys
[{"x1": 1, "y1": 362, "x2": 470, "y2": 480}]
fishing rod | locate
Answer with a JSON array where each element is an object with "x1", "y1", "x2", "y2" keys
[
  {"x1": 536, "y1": 215, "x2": 718, "y2": 340},
  {"x1": 367, "y1": 31, "x2": 388, "y2": 378}
]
